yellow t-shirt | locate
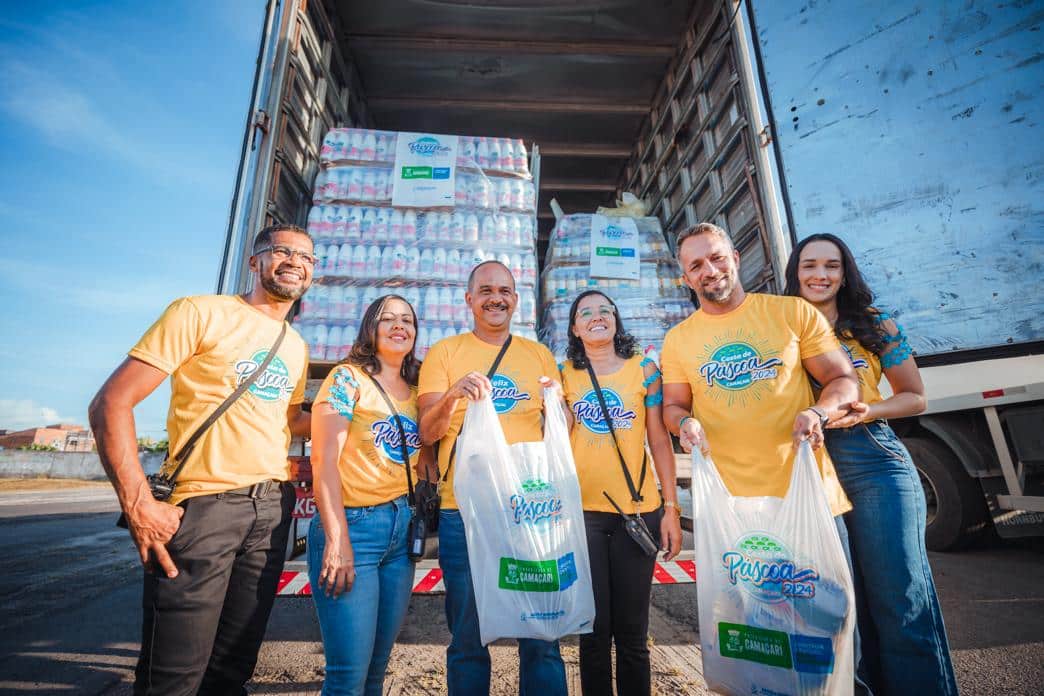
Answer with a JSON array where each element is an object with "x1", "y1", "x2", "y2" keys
[
  {"x1": 418, "y1": 332, "x2": 560, "y2": 510},
  {"x1": 314, "y1": 364, "x2": 420, "y2": 508},
  {"x1": 661, "y1": 293, "x2": 851, "y2": 515},
  {"x1": 839, "y1": 313, "x2": 913, "y2": 406},
  {"x1": 562, "y1": 355, "x2": 661, "y2": 513},
  {"x1": 841, "y1": 339, "x2": 883, "y2": 406},
  {"x1": 129, "y1": 295, "x2": 308, "y2": 505}
]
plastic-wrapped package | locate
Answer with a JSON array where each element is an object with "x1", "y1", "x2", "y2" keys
[
  {"x1": 691, "y1": 443, "x2": 855, "y2": 695},
  {"x1": 298, "y1": 128, "x2": 539, "y2": 362},
  {"x1": 454, "y1": 389, "x2": 595, "y2": 644},
  {"x1": 319, "y1": 127, "x2": 531, "y2": 179},
  {"x1": 538, "y1": 214, "x2": 692, "y2": 361}
]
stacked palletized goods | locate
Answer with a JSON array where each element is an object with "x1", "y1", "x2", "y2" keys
[
  {"x1": 297, "y1": 128, "x2": 539, "y2": 361},
  {"x1": 539, "y1": 214, "x2": 692, "y2": 362}
]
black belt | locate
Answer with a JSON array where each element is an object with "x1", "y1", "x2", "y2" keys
[{"x1": 224, "y1": 479, "x2": 283, "y2": 499}]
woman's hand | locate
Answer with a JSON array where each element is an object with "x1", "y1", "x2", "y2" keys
[
  {"x1": 660, "y1": 508, "x2": 683, "y2": 561},
  {"x1": 319, "y1": 535, "x2": 355, "y2": 598},
  {"x1": 826, "y1": 401, "x2": 872, "y2": 429}
]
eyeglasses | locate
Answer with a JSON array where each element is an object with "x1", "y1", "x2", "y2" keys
[
  {"x1": 256, "y1": 245, "x2": 319, "y2": 266},
  {"x1": 577, "y1": 305, "x2": 616, "y2": 320}
]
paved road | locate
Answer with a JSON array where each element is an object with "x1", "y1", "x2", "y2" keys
[
  {"x1": 0, "y1": 487, "x2": 141, "y2": 695},
  {"x1": 2, "y1": 484, "x2": 1043, "y2": 694}
]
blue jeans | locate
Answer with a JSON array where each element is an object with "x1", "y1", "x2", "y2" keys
[
  {"x1": 827, "y1": 421, "x2": 958, "y2": 696},
  {"x1": 308, "y1": 496, "x2": 415, "y2": 696},
  {"x1": 439, "y1": 509, "x2": 567, "y2": 696}
]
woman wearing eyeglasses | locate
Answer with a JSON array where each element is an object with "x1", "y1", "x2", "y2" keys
[
  {"x1": 309, "y1": 294, "x2": 433, "y2": 696},
  {"x1": 559, "y1": 290, "x2": 682, "y2": 696}
]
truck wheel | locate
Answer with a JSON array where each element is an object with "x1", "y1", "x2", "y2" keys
[{"x1": 904, "y1": 435, "x2": 988, "y2": 551}]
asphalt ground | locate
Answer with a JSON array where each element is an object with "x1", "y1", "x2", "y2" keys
[{"x1": 0, "y1": 482, "x2": 1041, "y2": 694}]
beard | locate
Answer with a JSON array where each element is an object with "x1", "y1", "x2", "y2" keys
[
  {"x1": 698, "y1": 274, "x2": 737, "y2": 304},
  {"x1": 261, "y1": 273, "x2": 306, "y2": 301}
]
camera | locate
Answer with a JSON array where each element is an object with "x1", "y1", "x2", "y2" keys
[
  {"x1": 624, "y1": 515, "x2": 660, "y2": 557},
  {"x1": 407, "y1": 510, "x2": 427, "y2": 561},
  {"x1": 146, "y1": 473, "x2": 176, "y2": 502}
]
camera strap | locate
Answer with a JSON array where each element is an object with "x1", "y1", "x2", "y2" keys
[
  {"x1": 164, "y1": 321, "x2": 288, "y2": 485},
  {"x1": 365, "y1": 373, "x2": 416, "y2": 508},
  {"x1": 436, "y1": 334, "x2": 513, "y2": 484},
  {"x1": 585, "y1": 360, "x2": 647, "y2": 513}
]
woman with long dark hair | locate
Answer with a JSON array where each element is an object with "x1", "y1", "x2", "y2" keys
[
  {"x1": 785, "y1": 234, "x2": 957, "y2": 695},
  {"x1": 309, "y1": 294, "x2": 431, "y2": 695},
  {"x1": 560, "y1": 289, "x2": 682, "y2": 696}
]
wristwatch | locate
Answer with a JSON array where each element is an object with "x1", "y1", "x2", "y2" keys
[
  {"x1": 663, "y1": 500, "x2": 681, "y2": 515},
  {"x1": 806, "y1": 406, "x2": 828, "y2": 427}
]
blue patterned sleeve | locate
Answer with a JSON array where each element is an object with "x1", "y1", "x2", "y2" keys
[
  {"x1": 324, "y1": 367, "x2": 360, "y2": 421},
  {"x1": 878, "y1": 315, "x2": 914, "y2": 369},
  {"x1": 640, "y1": 356, "x2": 663, "y2": 406}
]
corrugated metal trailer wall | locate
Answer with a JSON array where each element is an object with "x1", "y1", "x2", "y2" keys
[
  {"x1": 750, "y1": 0, "x2": 1044, "y2": 356},
  {"x1": 619, "y1": 0, "x2": 781, "y2": 295}
]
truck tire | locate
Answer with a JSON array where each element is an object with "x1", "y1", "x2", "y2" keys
[{"x1": 904, "y1": 435, "x2": 988, "y2": 551}]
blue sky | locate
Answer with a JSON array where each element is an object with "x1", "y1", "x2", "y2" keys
[{"x1": 0, "y1": 1, "x2": 263, "y2": 437}]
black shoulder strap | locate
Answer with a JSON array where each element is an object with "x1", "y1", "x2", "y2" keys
[
  {"x1": 166, "y1": 321, "x2": 288, "y2": 483},
  {"x1": 366, "y1": 373, "x2": 416, "y2": 507},
  {"x1": 440, "y1": 334, "x2": 513, "y2": 482},
  {"x1": 585, "y1": 360, "x2": 647, "y2": 506}
]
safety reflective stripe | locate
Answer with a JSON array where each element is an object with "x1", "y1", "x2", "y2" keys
[{"x1": 276, "y1": 551, "x2": 697, "y2": 596}]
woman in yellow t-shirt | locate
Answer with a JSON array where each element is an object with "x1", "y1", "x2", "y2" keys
[
  {"x1": 786, "y1": 234, "x2": 957, "y2": 696},
  {"x1": 309, "y1": 294, "x2": 431, "y2": 695},
  {"x1": 560, "y1": 290, "x2": 682, "y2": 696}
]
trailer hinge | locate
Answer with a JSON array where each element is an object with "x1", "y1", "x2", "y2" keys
[
  {"x1": 757, "y1": 124, "x2": 773, "y2": 148},
  {"x1": 253, "y1": 109, "x2": 271, "y2": 135}
]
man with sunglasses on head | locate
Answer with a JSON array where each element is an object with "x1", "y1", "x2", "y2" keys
[{"x1": 89, "y1": 224, "x2": 316, "y2": 695}]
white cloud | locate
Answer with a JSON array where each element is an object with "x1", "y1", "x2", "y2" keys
[{"x1": 0, "y1": 399, "x2": 78, "y2": 431}]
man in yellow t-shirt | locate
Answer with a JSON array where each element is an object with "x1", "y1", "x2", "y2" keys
[
  {"x1": 661, "y1": 222, "x2": 859, "y2": 517},
  {"x1": 88, "y1": 224, "x2": 314, "y2": 695},
  {"x1": 418, "y1": 260, "x2": 567, "y2": 695}
]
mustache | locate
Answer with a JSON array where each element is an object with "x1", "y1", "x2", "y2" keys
[{"x1": 482, "y1": 301, "x2": 510, "y2": 310}]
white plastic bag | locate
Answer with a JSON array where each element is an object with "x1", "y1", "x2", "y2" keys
[
  {"x1": 454, "y1": 389, "x2": 595, "y2": 644},
  {"x1": 692, "y1": 442, "x2": 855, "y2": 695}
]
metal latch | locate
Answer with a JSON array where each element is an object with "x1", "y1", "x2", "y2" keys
[
  {"x1": 253, "y1": 109, "x2": 271, "y2": 134},
  {"x1": 757, "y1": 124, "x2": 773, "y2": 147}
]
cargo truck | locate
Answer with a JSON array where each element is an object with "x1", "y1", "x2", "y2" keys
[{"x1": 218, "y1": 0, "x2": 1044, "y2": 551}]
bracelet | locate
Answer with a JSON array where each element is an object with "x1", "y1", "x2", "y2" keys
[{"x1": 678, "y1": 415, "x2": 693, "y2": 431}]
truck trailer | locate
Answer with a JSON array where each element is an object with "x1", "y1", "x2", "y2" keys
[{"x1": 218, "y1": 0, "x2": 1044, "y2": 551}]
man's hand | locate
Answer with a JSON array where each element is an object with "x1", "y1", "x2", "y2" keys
[
  {"x1": 825, "y1": 401, "x2": 871, "y2": 429},
  {"x1": 792, "y1": 409, "x2": 825, "y2": 451},
  {"x1": 678, "y1": 417, "x2": 709, "y2": 454},
  {"x1": 447, "y1": 371, "x2": 492, "y2": 402},
  {"x1": 660, "y1": 508, "x2": 683, "y2": 561},
  {"x1": 127, "y1": 497, "x2": 185, "y2": 578}
]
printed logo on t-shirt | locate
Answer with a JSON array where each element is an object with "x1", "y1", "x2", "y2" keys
[
  {"x1": 490, "y1": 374, "x2": 531, "y2": 414},
  {"x1": 371, "y1": 415, "x2": 422, "y2": 466},
  {"x1": 235, "y1": 350, "x2": 294, "y2": 402},
  {"x1": 841, "y1": 344, "x2": 869, "y2": 370},
  {"x1": 699, "y1": 342, "x2": 783, "y2": 391},
  {"x1": 572, "y1": 388, "x2": 637, "y2": 435}
]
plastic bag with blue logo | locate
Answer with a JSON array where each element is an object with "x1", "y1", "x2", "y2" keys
[
  {"x1": 691, "y1": 441, "x2": 855, "y2": 695},
  {"x1": 454, "y1": 388, "x2": 595, "y2": 645}
]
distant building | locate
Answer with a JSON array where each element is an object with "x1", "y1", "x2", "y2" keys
[{"x1": 0, "y1": 424, "x2": 96, "y2": 452}]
